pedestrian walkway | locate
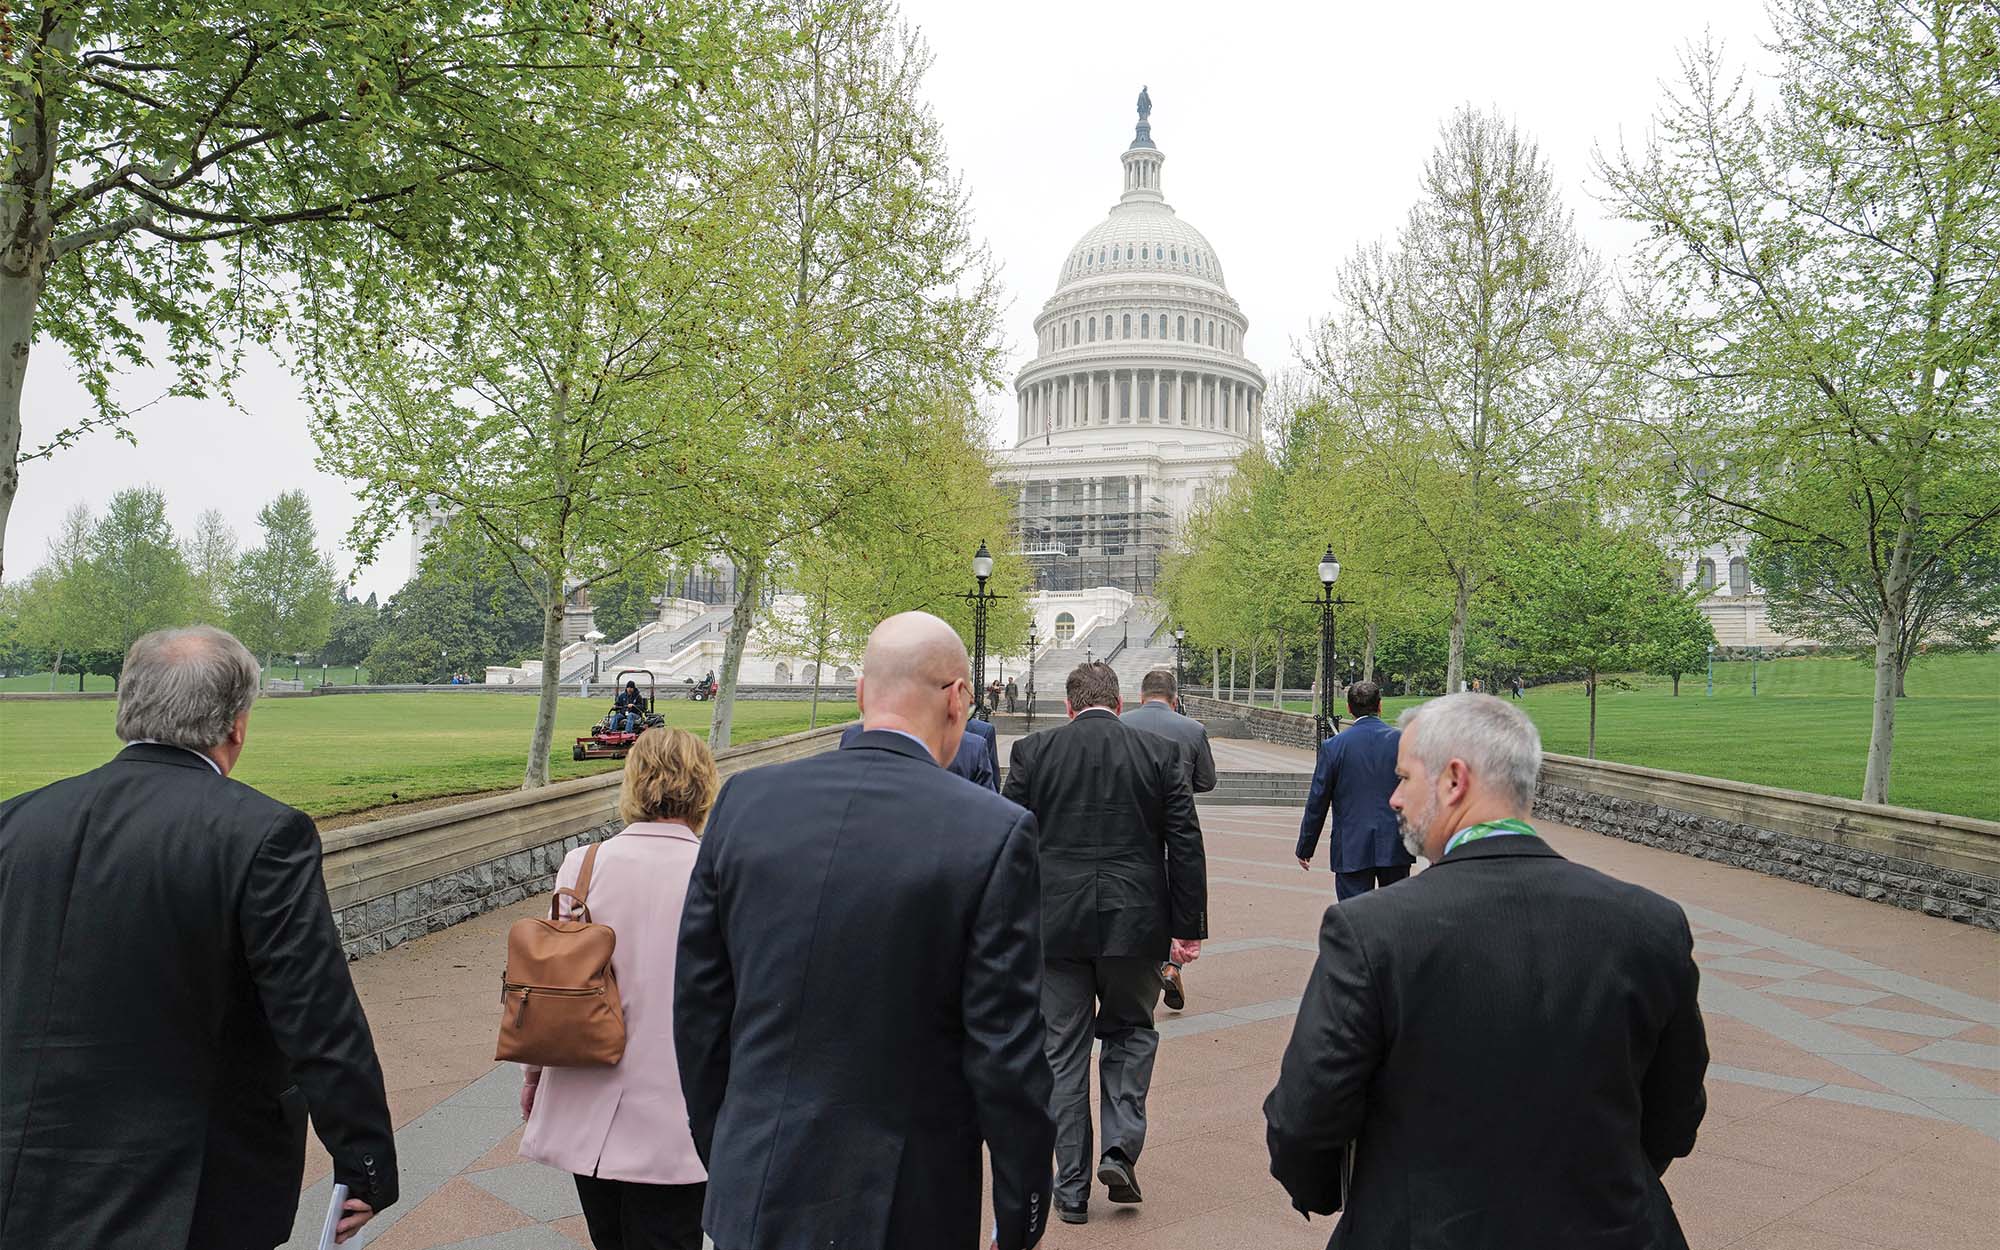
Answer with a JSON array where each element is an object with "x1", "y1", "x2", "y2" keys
[{"x1": 288, "y1": 795, "x2": 1999, "y2": 1250}]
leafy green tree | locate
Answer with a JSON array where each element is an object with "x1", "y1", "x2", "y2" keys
[
  {"x1": 1598, "y1": 0, "x2": 2000, "y2": 803},
  {"x1": 1642, "y1": 580, "x2": 1718, "y2": 697},
  {"x1": 1493, "y1": 519, "x2": 1702, "y2": 758},
  {"x1": 75, "y1": 487, "x2": 196, "y2": 683},
  {"x1": 588, "y1": 575, "x2": 660, "y2": 649},
  {"x1": 0, "y1": 2, "x2": 732, "y2": 580},
  {"x1": 364, "y1": 544, "x2": 542, "y2": 684},
  {"x1": 11, "y1": 503, "x2": 94, "y2": 684},
  {"x1": 691, "y1": 0, "x2": 1004, "y2": 752},
  {"x1": 230, "y1": 491, "x2": 338, "y2": 668},
  {"x1": 183, "y1": 509, "x2": 238, "y2": 625},
  {"x1": 1312, "y1": 108, "x2": 1617, "y2": 694},
  {"x1": 319, "y1": 590, "x2": 380, "y2": 670}
]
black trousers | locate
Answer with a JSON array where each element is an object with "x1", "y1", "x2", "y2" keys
[
  {"x1": 1042, "y1": 955, "x2": 1162, "y2": 1205},
  {"x1": 1334, "y1": 864, "x2": 1411, "y2": 901},
  {"x1": 573, "y1": 1174, "x2": 706, "y2": 1250}
]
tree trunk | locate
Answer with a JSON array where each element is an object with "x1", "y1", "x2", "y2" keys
[
  {"x1": 1273, "y1": 628, "x2": 1284, "y2": 708},
  {"x1": 48, "y1": 647, "x2": 61, "y2": 691},
  {"x1": 709, "y1": 559, "x2": 761, "y2": 752},
  {"x1": 0, "y1": 270, "x2": 43, "y2": 585},
  {"x1": 1672, "y1": 673, "x2": 1681, "y2": 697},
  {"x1": 1362, "y1": 620, "x2": 1376, "y2": 685},
  {"x1": 524, "y1": 584, "x2": 565, "y2": 789},
  {"x1": 1228, "y1": 647, "x2": 1237, "y2": 702},
  {"x1": 1248, "y1": 639, "x2": 1258, "y2": 708},
  {"x1": 1446, "y1": 572, "x2": 1471, "y2": 693},
  {"x1": 1211, "y1": 647, "x2": 1219, "y2": 700},
  {"x1": 1587, "y1": 666, "x2": 1598, "y2": 760},
  {"x1": 1894, "y1": 663, "x2": 1907, "y2": 699}
]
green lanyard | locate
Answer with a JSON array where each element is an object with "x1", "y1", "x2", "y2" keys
[{"x1": 1443, "y1": 817, "x2": 1540, "y2": 857}]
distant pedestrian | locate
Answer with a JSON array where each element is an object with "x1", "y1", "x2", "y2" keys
[
  {"x1": 1004, "y1": 662, "x2": 1205, "y2": 1225},
  {"x1": 521, "y1": 728, "x2": 719, "y2": 1250},
  {"x1": 1006, "y1": 677, "x2": 1019, "y2": 712},
  {"x1": 1121, "y1": 668, "x2": 1217, "y2": 1013},
  {"x1": 0, "y1": 626, "x2": 397, "y2": 1248},
  {"x1": 1265, "y1": 693, "x2": 1708, "y2": 1244},
  {"x1": 1296, "y1": 681, "x2": 1414, "y2": 900},
  {"x1": 1512, "y1": 676, "x2": 1524, "y2": 700},
  {"x1": 677, "y1": 613, "x2": 1054, "y2": 1249}
]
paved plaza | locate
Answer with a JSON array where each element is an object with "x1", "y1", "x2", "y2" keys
[{"x1": 288, "y1": 739, "x2": 1999, "y2": 1250}]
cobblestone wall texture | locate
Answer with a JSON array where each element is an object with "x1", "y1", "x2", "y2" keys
[{"x1": 1535, "y1": 782, "x2": 1999, "y2": 932}]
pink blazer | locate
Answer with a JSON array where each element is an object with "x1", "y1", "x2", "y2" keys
[{"x1": 519, "y1": 822, "x2": 707, "y2": 1184}]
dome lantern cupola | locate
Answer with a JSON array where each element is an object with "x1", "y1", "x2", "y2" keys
[{"x1": 1121, "y1": 85, "x2": 1165, "y2": 205}]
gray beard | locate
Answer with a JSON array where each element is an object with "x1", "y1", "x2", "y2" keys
[{"x1": 1398, "y1": 794, "x2": 1433, "y2": 860}]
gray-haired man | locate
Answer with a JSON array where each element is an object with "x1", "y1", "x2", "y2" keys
[
  {"x1": 0, "y1": 626, "x2": 398, "y2": 1250},
  {"x1": 1264, "y1": 693, "x2": 1708, "y2": 1246}
]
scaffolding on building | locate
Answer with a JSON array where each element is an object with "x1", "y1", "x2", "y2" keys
[{"x1": 1009, "y1": 474, "x2": 1174, "y2": 593}]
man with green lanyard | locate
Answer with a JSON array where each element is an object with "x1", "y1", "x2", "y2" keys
[{"x1": 1263, "y1": 693, "x2": 1709, "y2": 1249}]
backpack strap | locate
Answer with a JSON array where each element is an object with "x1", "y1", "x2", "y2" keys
[{"x1": 550, "y1": 840, "x2": 604, "y2": 923}]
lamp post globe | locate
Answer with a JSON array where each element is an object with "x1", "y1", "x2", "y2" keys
[
  {"x1": 1319, "y1": 546, "x2": 1341, "y2": 587},
  {"x1": 584, "y1": 629, "x2": 606, "y2": 682},
  {"x1": 1308, "y1": 545, "x2": 1346, "y2": 742}
]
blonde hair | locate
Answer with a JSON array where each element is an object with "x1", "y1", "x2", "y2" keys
[{"x1": 617, "y1": 728, "x2": 720, "y2": 830}]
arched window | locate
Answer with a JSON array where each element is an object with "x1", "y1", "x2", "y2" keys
[
  {"x1": 1170, "y1": 248, "x2": 1178, "y2": 262},
  {"x1": 1054, "y1": 612, "x2": 1076, "y2": 644},
  {"x1": 1103, "y1": 315, "x2": 1113, "y2": 338},
  {"x1": 1059, "y1": 323, "x2": 1066, "y2": 347},
  {"x1": 1140, "y1": 313, "x2": 1149, "y2": 338},
  {"x1": 1125, "y1": 245, "x2": 1134, "y2": 261},
  {"x1": 802, "y1": 663, "x2": 818, "y2": 684},
  {"x1": 1099, "y1": 247, "x2": 1106, "y2": 262},
  {"x1": 835, "y1": 665, "x2": 854, "y2": 682},
  {"x1": 775, "y1": 662, "x2": 792, "y2": 683},
  {"x1": 1123, "y1": 313, "x2": 1132, "y2": 338},
  {"x1": 1088, "y1": 319, "x2": 1096, "y2": 343},
  {"x1": 1728, "y1": 557, "x2": 1748, "y2": 596},
  {"x1": 1073, "y1": 319, "x2": 1081, "y2": 345},
  {"x1": 1696, "y1": 559, "x2": 1716, "y2": 592},
  {"x1": 1177, "y1": 315, "x2": 1185, "y2": 340},
  {"x1": 1208, "y1": 320, "x2": 1216, "y2": 345}
]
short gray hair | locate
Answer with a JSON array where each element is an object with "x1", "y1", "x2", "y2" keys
[
  {"x1": 116, "y1": 626, "x2": 262, "y2": 749},
  {"x1": 1396, "y1": 692, "x2": 1542, "y2": 810}
]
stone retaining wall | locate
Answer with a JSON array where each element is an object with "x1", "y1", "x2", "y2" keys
[
  {"x1": 326, "y1": 724, "x2": 844, "y2": 958},
  {"x1": 1176, "y1": 697, "x2": 2000, "y2": 931},
  {"x1": 1179, "y1": 693, "x2": 1320, "y2": 752}
]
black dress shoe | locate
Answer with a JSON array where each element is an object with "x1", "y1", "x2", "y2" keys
[
  {"x1": 1057, "y1": 1201, "x2": 1088, "y2": 1224},
  {"x1": 1160, "y1": 962, "x2": 1185, "y2": 1011},
  {"x1": 1098, "y1": 1154, "x2": 1142, "y2": 1203}
]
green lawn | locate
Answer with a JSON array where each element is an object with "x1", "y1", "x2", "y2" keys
[
  {"x1": 0, "y1": 693, "x2": 858, "y2": 819},
  {"x1": 1257, "y1": 652, "x2": 2000, "y2": 820},
  {"x1": 0, "y1": 664, "x2": 372, "y2": 692}
]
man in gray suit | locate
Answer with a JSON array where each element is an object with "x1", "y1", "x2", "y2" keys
[{"x1": 1122, "y1": 669, "x2": 1215, "y2": 1010}]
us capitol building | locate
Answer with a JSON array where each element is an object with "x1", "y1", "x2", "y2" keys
[{"x1": 996, "y1": 89, "x2": 1265, "y2": 598}]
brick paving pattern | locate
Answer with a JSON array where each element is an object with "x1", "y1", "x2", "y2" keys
[{"x1": 286, "y1": 739, "x2": 2000, "y2": 1250}]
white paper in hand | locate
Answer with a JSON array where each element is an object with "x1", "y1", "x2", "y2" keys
[{"x1": 317, "y1": 1183, "x2": 350, "y2": 1250}]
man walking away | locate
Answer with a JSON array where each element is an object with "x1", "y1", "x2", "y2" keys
[
  {"x1": 1006, "y1": 677, "x2": 1019, "y2": 712},
  {"x1": 1121, "y1": 668, "x2": 1216, "y2": 1009},
  {"x1": 0, "y1": 626, "x2": 398, "y2": 1249},
  {"x1": 1295, "y1": 681, "x2": 1413, "y2": 900},
  {"x1": 1004, "y1": 662, "x2": 1205, "y2": 1226},
  {"x1": 1264, "y1": 693, "x2": 1708, "y2": 1247},
  {"x1": 677, "y1": 612, "x2": 1054, "y2": 1250},
  {"x1": 840, "y1": 713, "x2": 997, "y2": 791}
]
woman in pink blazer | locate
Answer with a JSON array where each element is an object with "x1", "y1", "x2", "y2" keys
[{"x1": 520, "y1": 728, "x2": 717, "y2": 1250}]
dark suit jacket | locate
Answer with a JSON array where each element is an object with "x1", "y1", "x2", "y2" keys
[
  {"x1": 840, "y1": 721, "x2": 996, "y2": 791},
  {"x1": 675, "y1": 731, "x2": 1055, "y2": 1250},
  {"x1": 966, "y1": 716, "x2": 1001, "y2": 787},
  {"x1": 1296, "y1": 716, "x2": 1413, "y2": 874},
  {"x1": 0, "y1": 744, "x2": 398, "y2": 1250},
  {"x1": 1264, "y1": 836, "x2": 1708, "y2": 1249},
  {"x1": 1002, "y1": 708, "x2": 1206, "y2": 959},
  {"x1": 1120, "y1": 699, "x2": 1217, "y2": 794}
]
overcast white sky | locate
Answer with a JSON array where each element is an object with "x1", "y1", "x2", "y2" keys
[{"x1": 13, "y1": 0, "x2": 1778, "y2": 601}]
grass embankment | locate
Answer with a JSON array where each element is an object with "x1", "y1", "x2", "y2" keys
[
  {"x1": 0, "y1": 664, "x2": 372, "y2": 692},
  {"x1": 0, "y1": 693, "x2": 859, "y2": 819},
  {"x1": 1259, "y1": 652, "x2": 1999, "y2": 820}
]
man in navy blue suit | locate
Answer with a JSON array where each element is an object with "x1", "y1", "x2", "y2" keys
[
  {"x1": 677, "y1": 612, "x2": 1054, "y2": 1250},
  {"x1": 1296, "y1": 681, "x2": 1414, "y2": 900}
]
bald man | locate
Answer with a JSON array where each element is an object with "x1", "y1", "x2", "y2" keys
[{"x1": 676, "y1": 613, "x2": 1056, "y2": 1250}]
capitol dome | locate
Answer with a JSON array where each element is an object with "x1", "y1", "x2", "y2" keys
[{"x1": 1011, "y1": 90, "x2": 1264, "y2": 452}]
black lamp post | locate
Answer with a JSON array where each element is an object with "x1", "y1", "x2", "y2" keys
[
  {"x1": 1025, "y1": 624, "x2": 1038, "y2": 732},
  {"x1": 1173, "y1": 626, "x2": 1187, "y2": 707},
  {"x1": 964, "y1": 540, "x2": 1002, "y2": 721},
  {"x1": 1302, "y1": 545, "x2": 1352, "y2": 742}
]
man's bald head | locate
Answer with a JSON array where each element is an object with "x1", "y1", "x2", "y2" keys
[{"x1": 855, "y1": 612, "x2": 972, "y2": 765}]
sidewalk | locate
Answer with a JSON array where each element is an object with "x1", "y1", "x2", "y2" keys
[{"x1": 289, "y1": 796, "x2": 1999, "y2": 1250}]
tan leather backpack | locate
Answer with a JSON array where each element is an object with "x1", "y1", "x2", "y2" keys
[{"x1": 496, "y1": 841, "x2": 626, "y2": 1067}]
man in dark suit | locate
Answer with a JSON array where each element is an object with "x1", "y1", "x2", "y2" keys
[
  {"x1": 1003, "y1": 662, "x2": 1205, "y2": 1225},
  {"x1": 1295, "y1": 681, "x2": 1414, "y2": 900},
  {"x1": 841, "y1": 713, "x2": 996, "y2": 790},
  {"x1": 0, "y1": 626, "x2": 397, "y2": 1250},
  {"x1": 966, "y1": 713, "x2": 1002, "y2": 789},
  {"x1": 677, "y1": 611, "x2": 1054, "y2": 1250},
  {"x1": 1265, "y1": 693, "x2": 1708, "y2": 1248},
  {"x1": 1120, "y1": 668, "x2": 1215, "y2": 1010}
]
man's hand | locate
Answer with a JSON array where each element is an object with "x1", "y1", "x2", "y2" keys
[
  {"x1": 1296, "y1": 856, "x2": 1312, "y2": 871},
  {"x1": 519, "y1": 1073, "x2": 540, "y2": 1121},
  {"x1": 1170, "y1": 938, "x2": 1201, "y2": 965},
  {"x1": 334, "y1": 1199, "x2": 375, "y2": 1244}
]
